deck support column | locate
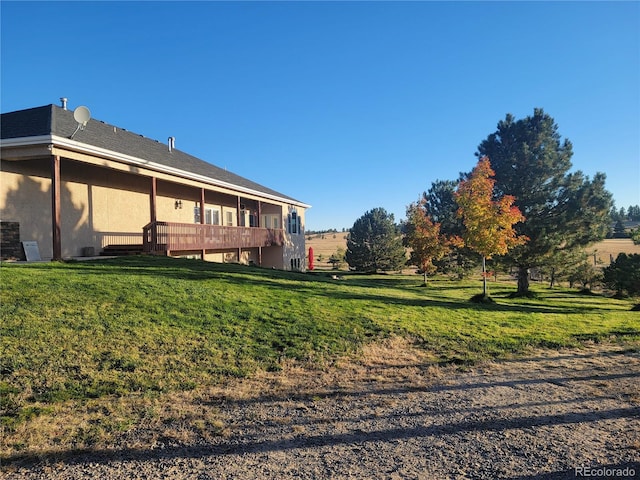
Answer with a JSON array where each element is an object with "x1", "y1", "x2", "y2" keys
[
  {"x1": 237, "y1": 196, "x2": 242, "y2": 262},
  {"x1": 51, "y1": 155, "x2": 62, "y2": 260},
  {"x1": 200, "y1": 188, "x2": 206, "y2": 260},
  {"x1": 149, "y1": 177, "x2": 157, "y2": 251},
  {"x1": 257, "y1": 201, "x2": 262, "y2": 266},
  {"x1": 150, "y1": 177, "x2": 157, "y2": 223}
]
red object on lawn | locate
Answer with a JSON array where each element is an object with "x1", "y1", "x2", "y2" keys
[{"x1": 308, "y1": 247, "x2": 314, "y2": 270}]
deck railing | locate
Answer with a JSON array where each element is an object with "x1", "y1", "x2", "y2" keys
[{"x1": 143, "y1": 221, "x2": 285, "y2": 253}]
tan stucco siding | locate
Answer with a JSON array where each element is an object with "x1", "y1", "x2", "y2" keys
[
  {"x1": 52, "y1": 146, "x2": 297, "y2": 208},
  {"x1": 281, "y1": 205, "x2": 307, "y2": 271},
  {"x1": 1, "y1": 144, "x2": 307, "y2": 264},
  {"x1": 1, "y1": 158, "x2": 151, "y2": 258},
  {"x1": 283, "y1": 233, "x2": 307, "y2": 271},
  {"x1": 62, "y1": 161, "x2": 150, "y2": 255},
  {"x1": 1, "y1": 160, "x2": 54, "y2": 258}
]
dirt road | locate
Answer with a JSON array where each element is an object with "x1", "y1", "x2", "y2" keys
[{"x1": 3, "y1": 341, "x2": 639, "y2": 479}]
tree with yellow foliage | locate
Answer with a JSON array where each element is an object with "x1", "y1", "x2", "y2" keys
[{"x1": 454, "y1": 157, "x2": 527, "y2": 299}]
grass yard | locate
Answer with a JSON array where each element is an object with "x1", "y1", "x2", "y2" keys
[{"x1": 1, "y1": 255, "x2": 639, "y2": 456}]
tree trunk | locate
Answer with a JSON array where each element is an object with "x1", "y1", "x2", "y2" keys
[
  {"x1": 482, "y1": 256, "x2": 487, "y2": 296},
  {"x1": 517, "y1": 266, "x2": 530, "y2": 295}
]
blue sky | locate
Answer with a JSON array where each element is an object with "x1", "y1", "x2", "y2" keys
[{"x1": 2, "y1": 1, "x2": 638, "y2": 231}]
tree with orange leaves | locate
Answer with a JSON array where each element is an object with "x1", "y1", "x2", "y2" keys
[
  {"x1": 454, "y1": 157, "x2": 527, "y2": 299},
  {"x1": 404, "y1": 201, "x2": 452, "y2": 286}
]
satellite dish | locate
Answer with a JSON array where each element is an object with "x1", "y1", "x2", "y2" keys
[
  {"x1": 69, "y1": 105, "x2": 91, "y2": 139},
  {"x1": 73, "y1": 106, "x2": 91, "y2": 126}
]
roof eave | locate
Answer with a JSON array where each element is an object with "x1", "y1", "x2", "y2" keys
[{"x1": 0, "y1": 135, "x2": 311, "y2": 209}]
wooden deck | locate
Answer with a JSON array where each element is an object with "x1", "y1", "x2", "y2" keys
[{"x1": 143, "y1": 221, "x2": 285, "y2": 254}]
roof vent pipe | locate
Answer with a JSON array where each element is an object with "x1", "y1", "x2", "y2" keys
[
  {"x1": 168, "y1": 136, "x2": 175, "y2": 152},
  {"x1": 60, "y1": 97, "x2": 68, "y2": 110}
]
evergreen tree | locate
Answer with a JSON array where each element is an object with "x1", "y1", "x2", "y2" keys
[
  {"x1": 628, "y1": 205, "x2": 640, "y2": 221},
  {"x1": 618, "y1": 206, "x2": 627, "y2": 220},
  {"x1": 477, "y1": 108, "x2": 613, "y2": 296},
  {"x1": 328, "y1": 247, "x2": 346, "y2": 270},
  {"x1": 567, "y1": 258, "x2": 603, "y2": 291},
  {"x1": 346, "y1": 208, "x2": 405, "y2": 273},
  {"x1": 603, "y1": 253, "x2": 640, "y2": 297},
  {"x1": 422, "y1": 180, "x2": 460, "y2": 234},
  {"x1": 613, "y1": 220, "x2": 627, "y2": 238},
  {"x1": 540, "y1": 248, "x2": 590, "y2": 288},
  {"x1": 421, "y1": 180, "x2": 478, "y2": 278}
]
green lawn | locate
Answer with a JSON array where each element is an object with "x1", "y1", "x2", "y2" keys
[{"x1": 1, "y1": 256, "x2": 638, "y2": 454}]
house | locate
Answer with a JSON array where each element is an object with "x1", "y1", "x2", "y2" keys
[{"x1": 0, "y1": 101, "x2": 310, "y2": 269}]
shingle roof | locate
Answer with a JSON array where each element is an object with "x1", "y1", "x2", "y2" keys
[{"x1": 1, "y1": 104, "x2": 305, "y2": 205}]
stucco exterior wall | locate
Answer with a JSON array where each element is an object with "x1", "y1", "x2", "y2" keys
[
  {"x1": 1, "y1": 159, "x2": 54, "y2": 258},
  {"x1": 2, "y1": 158, "x2": 152, "y2": 258},
  {"x1": 1, "y1": 153, "x2": 307, "y2": 265},
  {"x1": 64, "y1": 161, "x2": 150, "y2": 256},
  {"x1": 282, "y1": 206, "x2": 307, "y2": 271}
]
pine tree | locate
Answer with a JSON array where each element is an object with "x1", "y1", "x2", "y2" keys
[
  {"x1": 477, "y1": 109, "x2": 613, "y2": 295},
  {"x1": 346, "y1": 208, "x2": 405, "y2": 273},
  {"x1": 603, "y1": 253, "x2": 640, "y2": 297}
]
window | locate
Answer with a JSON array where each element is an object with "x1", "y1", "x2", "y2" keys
[
  {"x1": 288, "y1": 211, "x2": 300, "y2": 234},
  {"x1": 226, "y1": 211, "x2": 234, "y2": 226},
  {"x1": 204, "y1": 208, "x2": 220, "y2": 225},
  {"x1": 196, "y1": 206, "x2": 221, "y2": 225},
  {"x1": 262, "y1": 214, "x2": 281, "y2": 229}
]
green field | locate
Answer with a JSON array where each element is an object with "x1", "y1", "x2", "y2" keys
[{"x1": 1, "y1": 256, "x2": 638, "y2": 455}]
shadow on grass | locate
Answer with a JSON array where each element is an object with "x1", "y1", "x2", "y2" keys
[{"x1": 12, "y1": 256, "x2": 628, "y2": 316}]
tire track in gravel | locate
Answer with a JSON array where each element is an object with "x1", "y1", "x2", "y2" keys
[{"x1": 3, "y1": 343, "x2": 639, "y2": 479}]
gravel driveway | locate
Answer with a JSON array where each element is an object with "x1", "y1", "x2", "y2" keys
[{"x1": 3, "y1": 342, "x2": 639, "y2": 479}]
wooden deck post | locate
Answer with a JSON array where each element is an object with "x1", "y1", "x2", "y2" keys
[
  {"x1": 150, "y1": 177, "x2": 157, "y2": 223},
  {"x1": 257, "y1": 201, "x2": 262, "y2": 266},
  {"x1": 51, "y1": 155, "x2": 62, "y2": 260},
  {"x1": 200, "y1": 188, "x2": 206, "y2": 260},
  {"x1": 150, "y1": 177, "x2": 157, "y2": 250},
  {"x1": 237, "y1": 196, "x2": 242, "y2": 261}
]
